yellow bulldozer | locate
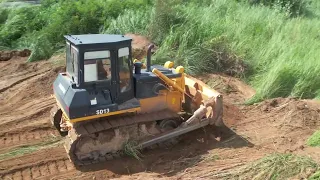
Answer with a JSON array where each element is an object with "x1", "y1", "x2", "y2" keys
[{"x1": 50, "y1": 34, "x2": 223, "y2": 166}]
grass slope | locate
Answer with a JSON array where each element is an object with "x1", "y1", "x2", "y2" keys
[{"x1": 106, "y1": 0, "x2": 320, "y2": 103}]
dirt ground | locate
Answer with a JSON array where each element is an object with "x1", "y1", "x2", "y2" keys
[{"x1": 0, "y1": 50, "x2": 320, "y2": 180}]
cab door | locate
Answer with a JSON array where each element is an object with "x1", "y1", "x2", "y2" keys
[{"x1": 115, "y1": 47, "x2": 134, "y2": 104}]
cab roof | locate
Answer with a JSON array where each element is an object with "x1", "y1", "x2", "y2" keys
[{"x1": 64, "y1": 34, "x2": 132, "y2": 45}]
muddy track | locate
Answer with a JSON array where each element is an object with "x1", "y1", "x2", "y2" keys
[{"x1": 66, "y1": 109, "x2": 180, "y2": 166}]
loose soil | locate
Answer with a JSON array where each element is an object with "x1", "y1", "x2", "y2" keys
[{"x1": 0, "y1": 49, "x2": 320, "y2": 180}]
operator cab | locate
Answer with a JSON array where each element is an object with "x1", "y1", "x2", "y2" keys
[
  {"x1": 64, "y1": 34, "x2": 134, "y2": 104},
  {"x1": 53, "y1": 34, "x2": 181, "y2": 121}
]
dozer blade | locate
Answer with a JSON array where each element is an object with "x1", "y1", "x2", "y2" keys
[
  {"x1": 138, "y1": 99, "x2": 217, "y2": 149},
  {"x1": 152, "y1": 68, "x2": 223, "y2": 127},
  {"x1": 184, "y1": 74, "x2": 224, "y2": 126},
  {"x1": 139, "y1": 117, "x2": 210, "y2": 149}
]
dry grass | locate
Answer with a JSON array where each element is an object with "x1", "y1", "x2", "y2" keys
[
  {"x1": 0, "y1": 137, "x2": 63, "y2": 161},
  {"x1": 209, "y1": 153, "x2": 318, "y2": 180}
]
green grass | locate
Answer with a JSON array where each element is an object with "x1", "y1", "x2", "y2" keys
[
  {"x1": 0, "y1": 137, "x2": 62, "y2": 161},
  {"x1": 307, "y1": 131, "x2": 320, "y2": 147},
  {"x1": 211, "y1": 153, "x2": 319, "y2": 180},
  {"x1": 103, "y1": 0, "x2": 320, "y2": 104},
  {"x1": 309, "y1": 170, "x2": 320, "y2": 180},
  {"x1": 0, "y1": 0, "x2": 151, "y2": 61}
]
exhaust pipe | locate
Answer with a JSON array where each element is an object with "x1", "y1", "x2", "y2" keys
[{"x1": 146, "y1": 44, "x2": 155, "y2": 72}]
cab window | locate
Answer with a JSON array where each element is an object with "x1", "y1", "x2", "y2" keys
[
  {"x1": 118, "y1": 47, "x2": 131, "y2": 93},
  {"x1": 66, "y1": 42, "x2": 78, "y2": 82},
  {"x1": 84, "y1": 50, "x2": 111, "y2": 82}
]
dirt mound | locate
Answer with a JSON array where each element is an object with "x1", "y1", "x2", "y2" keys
[
  {"x1": 0, "y1": 49, "x2": 31, "y2": 61},
  {"x1": 24, "y1": 66, "x2": 64, "y2": 100},
  {"x1": 198, "y1": 73, "x2": 255, "y2": 104},
  {"x1": 236, "y1": 97, "x2": 320, "y2": 154},
  {"x1": 125, "y1": 33, "x2": 155, "y2": 60},
  {"x1": 253, "y1": 97, "x2": 320, "y2": 129},
  {"x1": 0, "y1": 59, "x2": 64, "y2": 108}
]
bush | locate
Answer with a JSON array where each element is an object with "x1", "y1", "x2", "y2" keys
[
  {"x1": 0, "y1": 8, "x2": 9, "y2": 24},
  {"x1": 148, "y1": 0, "x2": 185, "y2": 44},
  {"x1": 27, "y1": 35, "x2": 54, "y2": 62},
  {"x1": 0, "y1": 0, "x2": 152, "y2": 61},
  {"x1": 0, "y1": 6, "x2": 43, "y2": 47}
]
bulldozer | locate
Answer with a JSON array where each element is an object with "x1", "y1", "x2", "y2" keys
[{"x1": 50, "y1": 34, "x2": 224, "y2": 166}]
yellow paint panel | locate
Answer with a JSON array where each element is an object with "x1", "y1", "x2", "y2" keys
[
  {"x1": 172, "y1": 98, "x2": 176, "y2": 105},
  {"x1": 166, "y1": 91, "x2": 181, "y2": 112},
  {"x1": 139, "y1": 94, "x2": 167, "y2": 113}
]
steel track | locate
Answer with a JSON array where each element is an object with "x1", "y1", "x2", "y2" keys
[{"x1": 64, "y1": 110, "x2": 180, "y2": 166}]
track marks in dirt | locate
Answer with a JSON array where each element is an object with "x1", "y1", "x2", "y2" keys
[
  {"x1": 0, "y1": 71, "x2": 49, "y2": 94},
  {"x1": 0, "y1": 71, "x2": 52, "y2": 106},
  {"x1": 0, "y1": 127, "x2": 60, "y2": 149},
  {"x1": 0, "y1": 98, "x2": 54, "y2": 131},
  {"x1": 1, "y1": 159, "x2": 74, "y2": 180},
  {"x1": 0, "y1": 147, "x2": 74, "y2": 180}
]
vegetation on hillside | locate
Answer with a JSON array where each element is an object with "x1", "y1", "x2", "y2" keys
[
  {"x1": 0, "y1": 0, "x2": 319, "y2": 103},
  {"x1": 106, "y1": 0, "x2": 320, "y2": 103},
  {"x1": 0, "y1": 0, "x2": 151, "y2": 60}
]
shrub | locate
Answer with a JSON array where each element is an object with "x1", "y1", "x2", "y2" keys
[
  {"x1": 0, "y1": 0, "x2": 152, "y2": 61},
  {"x1": 148, "y1": 0, "x2": 185, "y2": 44}
]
